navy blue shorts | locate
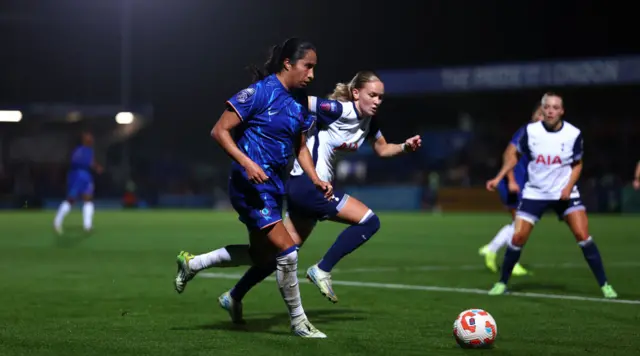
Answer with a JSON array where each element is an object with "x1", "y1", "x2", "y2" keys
[
  {"x1": 286, "y1": 174, "x2": 349, "y2": 221},
  {"x1": 67, "y1": 170, "x2": 94, "y2": 199},
  {"x1": 228, "y1": 167, "x2": 283, "y2": 231},
  {"x1": 497, "y1": 180, "x2": 521, "y2": 209},
  {"x1": 516, "y1": 198, "x2": 586, "y2": 224}
]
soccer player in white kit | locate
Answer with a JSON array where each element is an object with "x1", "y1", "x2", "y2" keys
[{"x1": 485, "y1": 92, "x2": 618, "y2": 298}]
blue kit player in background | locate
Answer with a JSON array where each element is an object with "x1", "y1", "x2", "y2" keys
[
  {"x1": 54, "y1": 132, "x2": 103, "y2": 234},
  {"x1": 478, "y1": 105, "x2": 543, "y2": 275},
  {"x1": 486, "y1": 92, "x2": 617, "y2": 299},
  {"x1": 173, "y1": 38, "x2": 332, "y2": 338}
]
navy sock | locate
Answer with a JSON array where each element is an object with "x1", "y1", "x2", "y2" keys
[
  {"x1": 230, "y1": 261, "x2": 277, "y2": 301},
  {"x1": 318, "y1": 213, "x2": 380, "y2": 272},
  {"x1": 499, "y1": 244, "x2": 522, "y2": 285},
  {"x1": 579, "y1": 237, "x2": 608, "y2": 287}
]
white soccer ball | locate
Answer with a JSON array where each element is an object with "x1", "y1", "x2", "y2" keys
[{"x1": 452, "y1": 309, "x2": 498, "y2": 348}]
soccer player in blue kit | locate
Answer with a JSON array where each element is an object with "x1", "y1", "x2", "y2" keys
[
  {"x1": 54, "y1": 132, "x2": 103, "y2": 234},
  {"x1": 478, "y1": 105, "x2": 543, "y2": 275},
  {"x1": 174, "y1": 38, "x2": 331, "y2": 338}
]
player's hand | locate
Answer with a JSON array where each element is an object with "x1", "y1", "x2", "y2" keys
[
  {"x1": 560, "y1": 186, "x2": 572, "y2": 200},
  {"x1": 508, "y1": 181, "x2": 520, "y2": 193},
  {"x1": 95, "y1": 165, "x2": 104, "y2": 174},
  {"x1": 486, "y1": 178, "x2": 501, "y2": 192},
  {"x1": 634, "y1": 179, "x2": 640, "y2": 190},
  {"x1": 313, "y1": 179, "x2": 333, "y2": 199},
  {"x1": 404, "y1": 135, "x2": 422, "y2": 152},
  {"x1": 243, "y1": 161, "x2": 269, "y2": 184}
]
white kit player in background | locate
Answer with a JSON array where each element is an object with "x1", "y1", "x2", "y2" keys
[
  {"x1": 486, "y1": 92, "x2": 618, "y2": 299},
  {"x1": 175, "y1": 71, "x2": 422, "y2": 321}
]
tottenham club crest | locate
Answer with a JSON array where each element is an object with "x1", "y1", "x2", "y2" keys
[{"x1": 236, "y1": 87, "x2": 256, "y2": 103}]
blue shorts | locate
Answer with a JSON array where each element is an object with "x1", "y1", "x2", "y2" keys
[
  {"x1": 286, "y1": 174, "x2": 349, "y2": 221},
  {"x1": 67, "y1": 170, "x2": 94, "y2": 199},
  {"x1": 516, "y1": 198, "x2": 586, "y2": 224},
  {"x1": 228, "y1": 166, "x2": 283, "y2": 231},
  {"x1": 497, "y1": 180, "x2": 522, "y2": 209}
]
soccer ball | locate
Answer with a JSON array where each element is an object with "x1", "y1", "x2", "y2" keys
[{"x1": 452, "y1": 309, "x2": 497, "y2": 348}]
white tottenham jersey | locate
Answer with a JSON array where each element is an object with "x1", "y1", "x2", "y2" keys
[
  {"x1": 290, "y1": 96, "x2": 382, "y2": 182},
  {"x1": 516, "y1": 120, "x2": 583, "y2": 200}
]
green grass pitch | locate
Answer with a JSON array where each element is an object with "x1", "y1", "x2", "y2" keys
[{"x1": 1, "y1": 210, "x2": 639, "y2": 355}]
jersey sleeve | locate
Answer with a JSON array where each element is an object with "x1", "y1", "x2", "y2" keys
[
  {"x1": 309, "y1": 96, "x2": 344, "y2": 126},
  {"x1": 366, "y1": 117, "x2": 383, "y2": 141},
  {"x1": 572, "y1": 132, "x2": 584, "y2": 161},
  {"x1": 225, "y1": 83, "x2": 266, "y2": 121},
  {"x1": 513, "y1": 125, "x2": 530, "y2": 157}
]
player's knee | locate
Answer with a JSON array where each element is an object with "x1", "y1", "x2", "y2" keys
[
  {"x1": 363, "y1": 213, "x2": 381, "y2": 233},
  {"x1": 511, "y1": 233, "x2": 528, "y2": 247},
  {"x1": 573, "y1": 231, "x2": 590, "y2": 242},
  {"x1": 276, "y1": 245, "x2": 298, "y2": 270}
]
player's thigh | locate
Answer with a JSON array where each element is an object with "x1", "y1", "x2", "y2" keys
[
  {"x1": 513, "y1": 199, "x2": 548, "y2": 245},
  {"x1": 331, "y1": 195, "x2": 371, "y2": 225},
  {"x1": 283, "y1": 214, "x2": 317, "y2": 247},
  {"x1": 81, "y1": 180, "x2": 94, "y2": 201},
  {"x1": 564, "y1": 208, "x2": 589, "y2": 242},
  {"x1": 250, "y1": 221, "x2": 295, "y2": 255},
  {"x1": 287, "y1": 174, "x2": 349, "y2": 223}
]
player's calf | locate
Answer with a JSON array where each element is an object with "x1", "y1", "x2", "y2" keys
[{"x1": 317, "y1": 210, "x2": 380, "y2": 273}]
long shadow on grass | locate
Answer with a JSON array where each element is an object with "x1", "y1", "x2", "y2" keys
[
  {"x1": 54, "y1": 227, "x2": 91, "y2": 248},
  {"x1": 171, "y1": 308, "x2": 366, "y2": 335}
]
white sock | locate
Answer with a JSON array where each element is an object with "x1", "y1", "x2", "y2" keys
[
  {"x1": 54, "y1": 201, "x2": 72, "y2": 227},
  {"x1": 188, "y1": 245, "x2": 252, "y2": 272},
  {"x1": 82, "y1": 202, "x2": 94, "y2": 230},
  {"x1": 276, "y1": 248, "x2": 305, "y2": 323},
  {"x1": 487, "y1": 223, "x2": 515, "y2": 253}
]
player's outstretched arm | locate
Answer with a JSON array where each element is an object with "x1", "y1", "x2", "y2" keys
[
  {"x1": 371, "y1": 135, "x2": 421, "y2": 158},
  {"x1": 211, "y1": 109, "x2": 268, "y2": 183},
  {"x1": 295, "y1": 132, "x2": 333, "y2": 197},
  {"x1": 505, "y1": 143, "x2": 521, "y2": 192},
  {"x1": 487, "y1": 143, "x2": 519, "y2": 191}
]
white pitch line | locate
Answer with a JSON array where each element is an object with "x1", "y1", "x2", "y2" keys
[
  {"x1": 200, "y1": 272, "x2": 640, "y2": 305},
  {"x1": 330, "y1": 261, "x2": 640, "y2": 274}
]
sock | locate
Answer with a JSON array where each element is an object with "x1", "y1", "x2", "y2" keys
[
  {"x1": 487, "y1": 223, "x2": 515, "y2": 253},
  {"x1": 54, "y1": 201, "x2": 72, "y2": 227},
  {"x1": 82, "y1": 202, "x2": 94, "y2": 230},
  {"x1": 317, "y1": 211, "x2": 381, "y2": 272},
  {"x1": 579, "y1": 236, "x2": 608, "y2": 287},
  {"x1": 276, "y1": 245, "x2": 305, "y2": 322},
  {"x1": 499, "y1": 240, "x2": 522, "y2": 285},
  {"x1": 188, "y1": 245, "x2": 252, "y2": 272},
  {"x1": 230, "y1": 262, "x2": 277, "y2": 301}
]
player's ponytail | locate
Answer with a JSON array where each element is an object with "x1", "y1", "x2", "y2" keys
[
  {"x1": 328, "y1": 70, "x2": 381, "y2": 102},
  {"x1": 249, "y1": 38, "x2": 316, "y2": 82},
  {"x1": 328, "y1": 82, "x2": 353, "y2": 101}
]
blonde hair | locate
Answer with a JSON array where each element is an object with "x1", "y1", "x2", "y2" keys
[{"x1": 328, "y1": 70, "x2": 380, "y2": 101}]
